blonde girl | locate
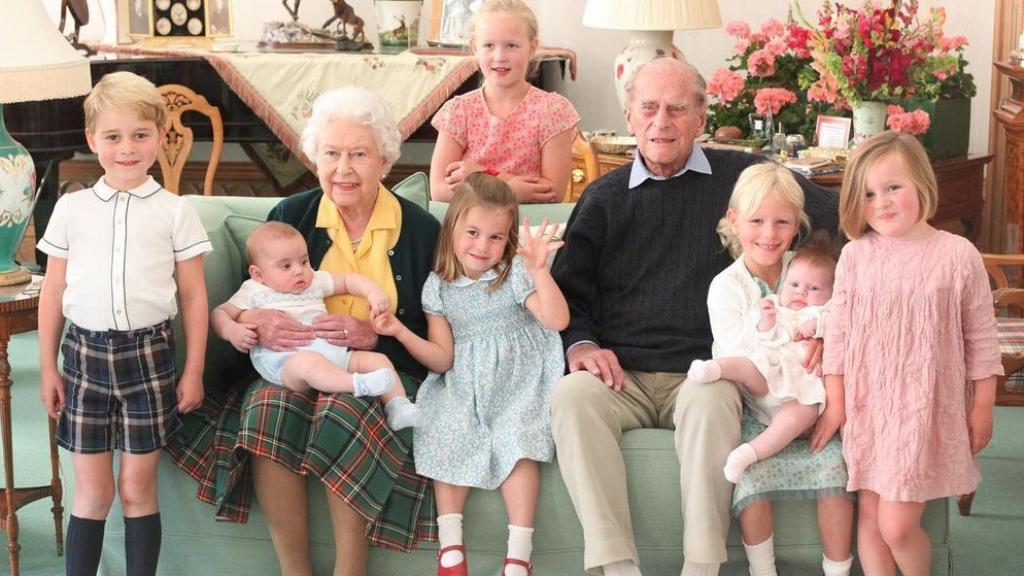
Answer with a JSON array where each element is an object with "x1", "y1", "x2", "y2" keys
[
  {"x1": 820, "y1": 131, "x2": 1001, "y2": 576},
  {"x1": 373, "y1": 173, "x2": 568, "y2": 576},
  {"x1": 429, "y1": 0, "x2": 580, "y2": 203},
  {"x1": 708, "y1": 163, "x2": 854, "y2": 576}
]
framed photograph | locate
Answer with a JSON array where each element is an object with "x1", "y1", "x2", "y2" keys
[
  {"x1": 206, "y1": 0, "x2": 232, "y2": 37},
  {"x1": 125, "y1": 0, "x2": 153, "y2": 36},
  {"x1": 429, "y1": 0, "x2": 480, "y2": 46},
  {"x1": 815, "y1": 115, "x2": 853, "y2": 149}
]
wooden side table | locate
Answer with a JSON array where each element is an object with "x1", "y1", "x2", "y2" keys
[{"x1": 0, "y1": 276, "x2": 63, "y2": 575}]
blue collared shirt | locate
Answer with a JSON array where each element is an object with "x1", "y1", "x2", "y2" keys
[{"x1": 628, "y1": 141, "x2": 713, "y2": 189}]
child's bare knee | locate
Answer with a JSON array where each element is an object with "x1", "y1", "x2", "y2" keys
[
  {"x1": 74, "y1": 479, "x2": 116, "y2": 517},
  {"x1": 118, "y1": 474, "x2": 158, "y2": 513}
]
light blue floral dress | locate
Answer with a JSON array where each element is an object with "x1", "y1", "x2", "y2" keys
[{"x1": 413, "y1": 257, "x2": 565, "y2": 489}]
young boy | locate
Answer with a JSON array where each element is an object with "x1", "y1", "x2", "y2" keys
[
  {"x1": 37, "y1": 71, "x2": 212, "y2": 576},
  {"x1": 211, "y1": 221, "x2": 417, "y2": 429}
]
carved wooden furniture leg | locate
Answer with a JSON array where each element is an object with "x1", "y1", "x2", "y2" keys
[{"x1": 957, "y1": 492, "x2": 975, "y2": 516}]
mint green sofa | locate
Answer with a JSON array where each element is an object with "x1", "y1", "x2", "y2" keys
[{"x1": 95, "y1": 175, "x2": 953, "y2": 575}]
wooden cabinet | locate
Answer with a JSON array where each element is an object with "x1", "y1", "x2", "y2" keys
[
  {"x1": 994, "y1": 61, "x2": 1024, "y2": 251},
  {"x1": 569, "y1": 147, "x2": 992, "y2": 242}
]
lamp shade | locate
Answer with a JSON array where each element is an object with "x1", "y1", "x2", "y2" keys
[
  {"x1": 583, "y1": 0, "x2": 722, "y2": 31},
  {"x1": 0, "y1": 0, "x2": 91, "y2": 104}
]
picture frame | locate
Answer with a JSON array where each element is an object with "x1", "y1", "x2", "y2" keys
[
  {"x1": 429, "y1": 0, "x2": 479, "y2": 46},
  {"x1": 120, "y1": 0, "x2": 231, "y2": 41},
  {"x1": 124, "y1": 0, "x2": 152, "y2": 37},
  {"x1": 815, "y1": 115, "x2": 853, "y2": 149},
  {"x1": 206, "y1": 0, "x2": 232, "y2": 37}
]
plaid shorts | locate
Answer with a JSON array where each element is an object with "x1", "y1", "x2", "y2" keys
[{"x1": 58, "y1": 320, "x2": 181, "y2": 454}]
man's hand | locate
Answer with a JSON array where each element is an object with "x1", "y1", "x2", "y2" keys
[
  {"x1": 809, "y1": 403, "x2": 844, "y2": 451},
  {"x1": 226, "y1": 322, "x2": 259, "y2": 353},
  {"x1": 757, "y1": 297, "x2": 777, "y2": 332},
  {"x1": 40, "y1": 369, "x2": 64, "y2": 420},
  {"x1": 312, "y1": 314, "x2": 378, "y2": 350},
  {"x1": 567, "y1": 343, "x2": 625, "y2": 391}
]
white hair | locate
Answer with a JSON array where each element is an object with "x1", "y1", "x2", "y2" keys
[{"x1": 300, "y1": 87, "x2": 402, "y2": 174}]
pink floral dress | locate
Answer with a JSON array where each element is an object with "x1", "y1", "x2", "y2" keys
[
  {"x1": 823, "y1": 231, "x2": 1003, "y2": 502},
  {"x1": 431, "y1": 86, "x2": 580, "y2": 178}
]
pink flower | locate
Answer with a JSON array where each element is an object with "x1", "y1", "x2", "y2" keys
[
  {"x1": 886, "y1": 109, "x2": 931, "y2": 135},
  {"x1": 761, "y1": 18, "x2": 786, "y2": 39},
  {"x1": 886, "y1": 104, "x2": 905, "y2": 116},
  {"x1": 939, "y1": 35, "x2": 967, "y2": 53},
  {"x1": 708, "y1": 68, "x2": 747, "y2": 105},
  {"x1": 765, "y1": 39, "x2": 787, "y2": 57},
  {"x1": 733, "y1": 39, "x2": 751, "y2": 55},
  {"x1": 749, "y1": 32, "x2": 767, "y2": 44},
  {"x1": 748, "y1": 49, "x2": 777, "y2": 77},
  {"x1": 753, "y1": 88, "x2": 797, "y2": 116},
  {"x1": 725, "y1": 21, "x2": 751, "y2": 39}
]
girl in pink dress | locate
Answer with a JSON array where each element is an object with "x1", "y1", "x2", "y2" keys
[
  {"x1": 429, "y1": 0, "x2": 579, "y2": 204},
  {"x1": 820, "y1": 132, "x2": 1003, "y2": 576}
]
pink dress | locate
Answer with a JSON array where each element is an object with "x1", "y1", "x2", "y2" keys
[
  {"x1": 823, "y1": 231, "x2": 1003, "y2": 502},
  {"x1": 431, "y1": 86, "x2": 580, "y2": 178}
]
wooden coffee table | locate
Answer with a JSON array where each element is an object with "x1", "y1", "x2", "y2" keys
[{"x1": 0, "y1": 276, "x2": 63, "y2": 575}]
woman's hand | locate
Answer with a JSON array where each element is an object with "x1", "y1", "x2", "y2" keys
[
  {"x1": 507, "y1": 176, "x2": 557, "y2": 204},
  {"x1": 312, "y1": 314, "x2": 378, "y2": 350},
  {"x1": 517, "y1": 218, "x2": 564, "y2": 271},
  {"x1": 249, "y1": 309, "x2": 314, "y2": 351}
]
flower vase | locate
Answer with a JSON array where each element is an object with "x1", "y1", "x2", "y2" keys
[
  {"x1": 0, "y1": 104, "x2": 37, "y2": 285},
  {"x1": 852, "y1": 101, "x2": 887, "y2": 145},
  {"x1": 898, "y1": 98, "x2": 971, "y2": 158},
  {"x1": 375, "y1": 0, "x2": 422, "y2": 53}
]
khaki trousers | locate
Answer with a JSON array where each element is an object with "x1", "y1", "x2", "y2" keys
[{"x1": 550, "y1": 370, "x2": 742, "y2": 573}]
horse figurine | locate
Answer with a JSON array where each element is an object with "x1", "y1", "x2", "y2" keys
[
  {"x1": 281, "y1": 0, "x2": 302, "y2": 21},
  {"x1": 59, "y1": 0, "x2": 90, "y2": 52},
  {"x1": 323, "y1": 0, "x2": 365, "y2": 42}
]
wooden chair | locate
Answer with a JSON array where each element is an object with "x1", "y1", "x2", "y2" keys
[
  {"x1": 156, "y1": 84, "x2": 222, "y2": 196},
  {"x1": 958, "y1": 253, "x2": 1024, "y2": 515},
  {"x1": 564, "y1": 131, "x2": 599, "y2": 203}
]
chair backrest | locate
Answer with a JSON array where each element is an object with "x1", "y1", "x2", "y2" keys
[
  {"x1": 157, "y1": 84, "x2": 223, "y2": 196},
  {"x1": 982, "y1": 253, "x2": 1024, "y2": 315},
  {"x1": 565, "y1": 131, "x2": 599, "y2": 202}
]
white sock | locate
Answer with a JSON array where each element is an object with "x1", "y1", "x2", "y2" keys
[
  {"x1": 504, "y1": 525, "x2": 534, "y2": 576},
  {"x1": 352, "y1": 368, "x2": 392, "y2": 397},
  {"x1": 680, "y1": 561, "x2": 719, "y2": 576},
  {"x1": 437, "y1": 513, "x2": 464, "y2": 568},
  {"x1": 687, "y1": 359, "x2": 722, "y2": 384},
  {"x1": 384, "y1": 397, "x2": 418, "y2": 430},
  {"x1": 603, "y1": 559, "x2": 643, "y2": 576},
  {"x1": 822, "y1": 555, "x2": 853, "y2": 576},
  {"x1": 724, "y1": 443, "x2": 759, "y2": 483},
  {"x1": 743, "y1": 534, "x2": 778, "y2": 576}
]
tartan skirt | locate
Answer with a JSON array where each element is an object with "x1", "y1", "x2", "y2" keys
[{"x1": 166, "y1": 376, "x2": 437, "y2": 552}]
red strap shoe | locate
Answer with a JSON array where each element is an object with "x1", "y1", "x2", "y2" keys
[
  {"x1": 436, "y1": 545, "x2": 468, "y2": 576},
  {"x1": 502, "y1": 557, "x2": 533, "y2": 576}
]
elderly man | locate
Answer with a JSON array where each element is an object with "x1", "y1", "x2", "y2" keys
[{"x1": 550, "y1": 58, "x2": 840, "y2": 576}]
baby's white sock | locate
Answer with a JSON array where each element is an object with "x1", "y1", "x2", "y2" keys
[
  {"x1": 743, "y1": 534, "x2": 778, "y2": 576},
  {"x1": 680, "y1": 561, "x2": 719, "y2": 576},
  {"x1": 352, "y1": 368, "x2": 392, "y2": 397},
  {"x1": 822, "y1": 554, "x2": 853, "y2": 576},
  {"x1": 603, "y1": 559, "x2": 643, "y2": 576},
  {"x1": 384, "y1": 397, "x2": 417, "y2": 430},
  {"x1": 723, "y1": 443, "x2": 759, "y2": 483},
  {"x1": 504, "y1": 525, "x2": 534, "y2": 576},
  {"x1": 437, "y1": 513, "x2": 464, "y2": 568},
  {"x1": 687, "y1": 359, "x2": 722, "y2": 384}
]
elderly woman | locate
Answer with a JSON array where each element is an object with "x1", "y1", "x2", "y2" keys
[{"x1": 170, "y1": 87, "x2": 439, "y2": 575}]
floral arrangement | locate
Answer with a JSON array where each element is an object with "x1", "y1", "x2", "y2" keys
[
  {"x1": 706, "y1": 13, "x2": 843, "y2": 143},
  {"x1": 707, "y1": 2, "x2": 977, "y2": 145},
  {"x1": 796, "y1": 0, "x2": 977, "y2": 106},
  {"x1": 885, "y1": 104, "x2": 930, "y2": 135}
]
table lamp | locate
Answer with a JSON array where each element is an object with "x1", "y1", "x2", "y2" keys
[
  {"x1": 583, "y1": 0, "x2": 722, "y2": 110},
  {"x1": 0, "y1": 0, "x2": 91, "y2": 285}
]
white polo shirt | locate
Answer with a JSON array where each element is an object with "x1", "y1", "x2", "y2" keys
[{"x1": 38, "y1": 176, "x2": 213, "y2": 331}]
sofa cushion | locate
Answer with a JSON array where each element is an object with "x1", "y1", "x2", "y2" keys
[{"x1": 391, "y1": 171, "x2": 430, "y2": 211}]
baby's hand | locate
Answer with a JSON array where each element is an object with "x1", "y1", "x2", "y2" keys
[
  {"x1": 372, "y1": 311, "x2": 404, "y2": 337},
  {"x1": 757, "y1": 298, "x2": 777, "y2": 332},
  {"x1": 516, "y1": 218, "x2": 564, "y2": 271},
  {"x1": 366, "y1": 290, "x2": 391, "y2": 317},
  {"x1": 227, "y1": 322, "x2": 258, "y2": 353}
]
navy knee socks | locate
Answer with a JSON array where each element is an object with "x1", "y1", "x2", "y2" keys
[
  {"x1": 124, "y1": 513, "x2": 162, "y2": 576},
  {"x1": 66, "y1": 515, "x2": 105, "y2": 576}
]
